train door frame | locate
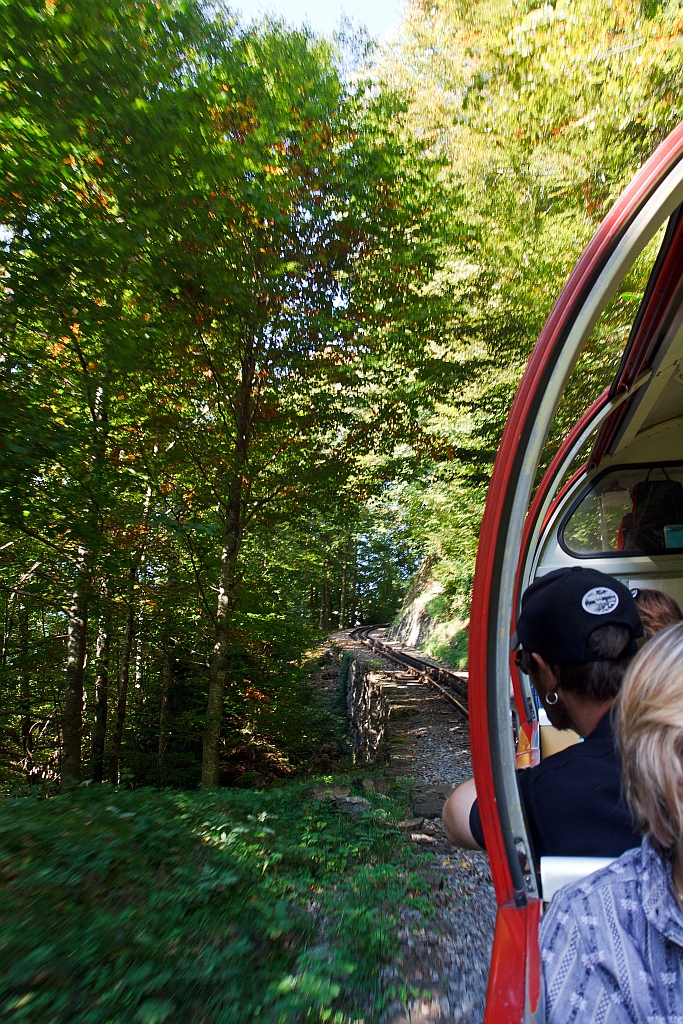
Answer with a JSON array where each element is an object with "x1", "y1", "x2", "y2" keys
[{"x1": 468, "y1": 121, "x2": 683, "y2": 1023}]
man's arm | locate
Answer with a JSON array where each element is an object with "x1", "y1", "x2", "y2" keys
[{"x1": 441, "y1": 777, "x2": 483, "y2": 850}]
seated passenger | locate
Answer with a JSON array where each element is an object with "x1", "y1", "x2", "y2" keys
[
  {"x1": 541, "y1": 621, "x2": 683, "y2": 1022},
  {"x1": 442, "y1": 567, "x2": 643, "y2": 860},
  {"x1": 632, "y1": 584, "x2": 683, "y2": 638}
]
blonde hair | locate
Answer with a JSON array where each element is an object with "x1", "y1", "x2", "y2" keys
[{"x1": 617, "y1": 621, "x2": 683, "y2": 848}]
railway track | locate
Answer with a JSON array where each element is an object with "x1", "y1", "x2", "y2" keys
[
  {"x1": 348, "y1": 624, "x2": 469, "y2": 721},
  {"x1": 342, "y1": 624, "x2": 492, "y2": 1022}
]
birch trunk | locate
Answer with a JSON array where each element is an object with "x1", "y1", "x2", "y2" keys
[
  {"x1": 90, "y1": 611, "x2": 110, "y2": 783},
  {"x1": 61, "y1": 383, "x2": 107, "y2": 784},
  {"x1": 61, "y1": 545, "x2": 91, "y2": 784},
  {"x1": 108, "y1": 600, "x2": 135, "y2": 784}
]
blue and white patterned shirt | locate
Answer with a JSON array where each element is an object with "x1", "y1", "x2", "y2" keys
[{"x1": 540, "y1": 837, "x2": 683, "y2": 1023}]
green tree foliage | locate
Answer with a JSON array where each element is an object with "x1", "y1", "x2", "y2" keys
[
  {"x1": 6, "y1": 0, "x2": 683, "y2": 1016},
  {"x1": 0, "y1": 0, "x2": 452, "y2": 789},
  {"x1": 5, "y1": 0, "x2": 679, "y2": 775},
  {"x1": 376, "y1": 0, "x2": 683, "y2": 654}
]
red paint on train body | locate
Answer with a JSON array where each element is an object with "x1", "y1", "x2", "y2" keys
[{"x1": 469, "y1": 120, "x2": 683, "y2": 1022}]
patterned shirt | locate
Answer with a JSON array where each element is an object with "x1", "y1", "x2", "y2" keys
[{"x1": 540, "y1": 837, "x2": 683, "y2": 1022}]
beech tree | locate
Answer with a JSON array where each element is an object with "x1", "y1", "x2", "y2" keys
[
  {"x1": 0, "y1": 0, "x2": 219, "y2": 782},
  {"x1": 0, "y1": 0, "x2": 451, "y2": 787},
  {"x1": 136, "y1": 40, "x2": 453, "y2": 788}
]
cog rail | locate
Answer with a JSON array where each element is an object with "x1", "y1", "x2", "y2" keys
[{"x1": 348, "y1": 625, "x2": 469, "y2": 722}]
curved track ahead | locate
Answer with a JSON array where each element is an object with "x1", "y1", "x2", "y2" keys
[{"x1": 348, "y1": 624, "x2": 469, "y2": 722}]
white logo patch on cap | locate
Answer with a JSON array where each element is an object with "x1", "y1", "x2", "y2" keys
[{"x1": 581, "y1": 586, "x2": 619, "y2": 615}]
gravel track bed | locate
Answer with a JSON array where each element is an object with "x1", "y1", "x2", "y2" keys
[{"x1": 331, "y1": 632, "x2": 497, "y2": 1024}]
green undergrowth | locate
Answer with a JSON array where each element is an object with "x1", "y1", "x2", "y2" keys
[
  {"x1": 0, "y1": 780, "x2": 431, "y2": 1024},
  {"x1": 421, "y1": 625, "x2": 469, "y2": 670}
]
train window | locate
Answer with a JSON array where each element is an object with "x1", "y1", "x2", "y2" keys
[{"x1": 560, "y1": 463, "x2": 683, "y2": 556}]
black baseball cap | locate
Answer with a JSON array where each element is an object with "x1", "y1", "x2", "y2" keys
[{"x1": 513, "y1": 567, "x2": 644, "y2": 663}]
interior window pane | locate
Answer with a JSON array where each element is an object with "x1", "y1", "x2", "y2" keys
[{"x1": 562, "y1": 464, "x2": 683, "y2": 556}]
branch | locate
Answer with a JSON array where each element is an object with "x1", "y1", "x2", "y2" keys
[
  {"x1": 181, "y1": 530, "x2": 215, "y2": 624},
  {"x1": 0, "y1": 585, "x2": 68, "y2": 611},
  {"x1": 5, "y1": 524, "x2": 78, "y2": 563}
]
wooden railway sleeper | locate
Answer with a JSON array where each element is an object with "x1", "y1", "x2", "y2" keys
[{"x1": 349, "y1": 626, "x2": 469, "y2": 722}]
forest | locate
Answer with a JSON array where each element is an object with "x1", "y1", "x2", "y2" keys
[{"x1": 2, "y1": 0, "x2": 683, "y2": 1020}]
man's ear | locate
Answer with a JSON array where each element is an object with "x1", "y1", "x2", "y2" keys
[{"x1": 531, "y1": 653, "x2": 560, "y2": 690}]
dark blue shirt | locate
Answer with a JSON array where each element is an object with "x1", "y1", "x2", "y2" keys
[{"x1": 469, "y1": 711, "x2": 639, "y2": 860}]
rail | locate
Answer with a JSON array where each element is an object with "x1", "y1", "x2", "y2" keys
[{"x1": 348, "y1": 624, "x2": 469, "y2": 721}]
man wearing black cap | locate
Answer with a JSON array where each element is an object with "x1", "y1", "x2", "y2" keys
[{"x1": 442, "y1": 567, "x2": 644, "y2": 860}]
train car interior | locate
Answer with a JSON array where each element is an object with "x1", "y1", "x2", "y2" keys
[
  {"x1": 526, "y1": 210, "x2": 683, "y2": 902},
  {"x1": 533, "y1": 322, "x2": 683, "y2": 608},
  {"x1": 468, "y1": 121, "x2": 683, "y2": 1022}
]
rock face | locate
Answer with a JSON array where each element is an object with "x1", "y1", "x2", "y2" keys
[
  {"x1": 360, "y1": 776, "x2": 395, "y2": 793},
  {"x1": 390, "y1": 564, "x2": 443, "y2": 648},
  {"x1": 345, "y1": 658, "x2": 389, "y2": 762},
  {"x1": 388, "y1": 557, "x2": 469, "y2": 666}
]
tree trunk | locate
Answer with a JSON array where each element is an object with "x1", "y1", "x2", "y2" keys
[
  {"x1": 339, "y1": 533, "x2": 351, "y2": 629},
  {"x1": 202, "y1": 509, "x2": 241, "y2": 789},
  {"x1": 201, "y1": 346, "x2": 255, "y2": 791},
  {"x1": 108, "y1": 599, "x2": 135, "y2": 784},
  {"x1": 19, "y1": 605, "x2": 32, "y2": 775},
  {"x1": 61, "y1": 382, "x2": 108, "y2": 786},
  {"x1": 134, "y1": 625, "x2": 144, "y2": 691},
  {"x1": 61, "y1": 545, "x2": 91, "y2": 785},
  {"x1": 319, "y1": 577, "x2": 331, "y2": 630},
  {"x1": 158, "y1": 643, "x2": 173, "y2": 786},
  {"x1": 90, "y1": 610, "x2": 110, "y2": 783},
  {"x1": 2, "y1": 592, "x2": 16, "y2": 665},
  {"x1": 348, "y1": 542, "x2": 358, "y2": 627},
  {"x1": 131, "y1": 609, "x2": 145, "y2": 722}
]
